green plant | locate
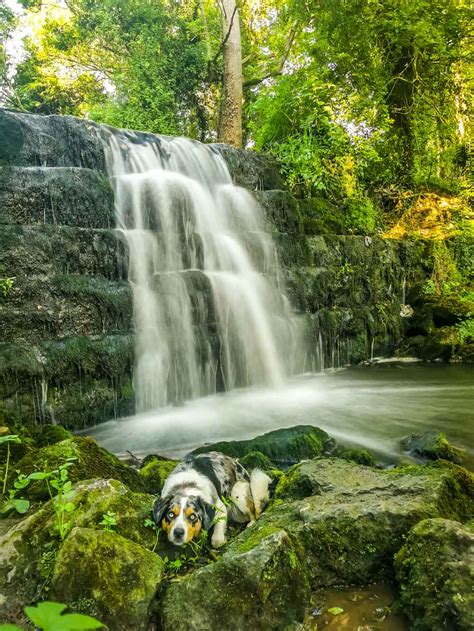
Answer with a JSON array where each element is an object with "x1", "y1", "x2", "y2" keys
[
  {"x1": 144, "y1": 517, "x2": 160, "y2": 552},
  {"x1": 162, "y1": 529, "x2": 211, "y2": 578},
  {"x1": 0, "y1": 434, "x2": 21, "y2": 494},
  {"x1": 0, "y1": 276, "x2": 14, "y2": 297},
  {"x1": 99, "y1": 510, "x2": 117, "y2": 533},
  {"x1": 1, "y1": 472, "x2": 31, "y2": 516},
  {"x1": 457, "y1": 318, "x2": 474, "y2": 343},
  {"x1": 30, "y1": 456, "x2": 78, "y2": 540},
  {"x1": 0, "y1": 601, "x2": 104, "y2": 630}
]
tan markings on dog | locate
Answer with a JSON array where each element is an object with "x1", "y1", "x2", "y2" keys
[
  {"x1": 161, "y1": 504, "x2": 180, "y2": 534},
  {"x1": 185, "y1": 507, "x2": 202, "y2": 540}
]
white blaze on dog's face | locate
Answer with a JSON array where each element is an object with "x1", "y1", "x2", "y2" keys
[{"x1": 161, "y1": 496, "x2": 203, "y2": 546}]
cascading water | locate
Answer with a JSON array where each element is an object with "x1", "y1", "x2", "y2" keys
[{"x1": 98, "y1": 128, "x2": 302, "y2": 412}]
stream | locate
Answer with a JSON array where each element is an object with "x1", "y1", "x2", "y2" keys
[{"x1": 84, "y1": 363, "x2": 474, "y2": 465}]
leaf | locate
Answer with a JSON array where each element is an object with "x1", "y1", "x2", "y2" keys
[
  {"x1": 13, "y1": 499, "x2": 30, "y2": 514},
  {"x1": 28, "y1": 471, "x2": 47, "y2": 480},
  {"x1": 0, "y1": 624, "x2": 23, "y2": 630},
  {"x1": 24, "y1": 602, "x2": 68, "y2": 627},
  {"x1": 0, "y1": 435, "x2": 21, "y2": 445},
  {"x1": 328, "y1": 606, "x2": 344, "y2": 616},
  {"x1": 23, "y1": 602, "x2": 105, "y2": 630},
  {"x1": 64, "y1": 502, "x2": 76, "y2": 512},
  {"x1": 51, "y1": 613, "x2": 105, "y2": 629}
]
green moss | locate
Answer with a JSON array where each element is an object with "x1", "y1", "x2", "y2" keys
[
  {"x1": 12, "y1": 437, "x2": 146, "y2": 500},
  {"x1": 239, "y1": 450, "x2": 274, "y2": 471},
  {"x1": 332, "y1": 446, "x2": 377, "y2": 467},
  {"x1": 50, "y1": 527, "x2": 164, "y2": 630},
  {"x1": 394, "y1": 518, "x2": 474, "y2": 630},
  {"x1": 191, "y1": 425, "x2": 332, "y2": 465},
  {"x1": 139, "y1": 457, "x2": 178, "y2": 494},
  {"x1": 31, "y1": 424, "x2": 72, "y2": 447},
  {"x1": 401, "y1": 431, "x2": 463, "y2": 464}
]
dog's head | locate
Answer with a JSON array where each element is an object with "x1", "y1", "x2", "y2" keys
[{"x1": 153, "y1": 493, "x2": 215, "y2": 546}]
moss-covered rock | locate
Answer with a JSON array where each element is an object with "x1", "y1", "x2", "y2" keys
[
  {"x1": 401, "y1": 430, "x2": 463, "y2": 463},
  {"x1": 161, "y1": 529, "x2": 309, "y2": 631},
  {"x1": 239, "y1": 450, "x2": 274, "y2": 471},
  {"x1": 394, "y1": 518, "x2": 474, "y2": 631},
  {"x1": 32, "y1": 424, "x2": 73, "y2": 447},
  {"x1": 12, "y1": 437, "x2": 146, "y2": 500},
  {"x1": 265, "y1": 458, "x2": 474, "y2": 586},
  {"x1": 139, "y1": 457, "x2": 178, "y2": 494},
  {"x1": 332, "y1": 446, "x2": 377, "y2": 467},
  {"x1": 50, "y1": 527, "x2": 163, "y2": 630},
  {"x1": 0, "y1": 478, "x2": 155, "y2": 623},
  {"x1": 191, "y1": 425, "x2": 333, "y2": 465}
]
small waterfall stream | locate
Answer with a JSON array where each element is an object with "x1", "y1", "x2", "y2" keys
[{"x1": 99, "y1": 129, "x2": 302, "y2": 411}]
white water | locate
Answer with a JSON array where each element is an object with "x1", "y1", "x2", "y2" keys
[{"x1": 99, "y1": 129, "x2": 302, "y2": 411}]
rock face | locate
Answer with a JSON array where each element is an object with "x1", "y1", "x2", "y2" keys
[
  {"x1": 395, "y1": 518, "x2": 474, "y2": 631},
  {"x1": 159, "y1": 459, "x2": 474, "y2": 629}
]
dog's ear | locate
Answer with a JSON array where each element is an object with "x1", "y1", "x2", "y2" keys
[
  {"x1": 152, "y1": 496, "x2": 169, "y2": 524},
  {"x1": 196, "y1": 497, "x2": 215, "y2": 531}
]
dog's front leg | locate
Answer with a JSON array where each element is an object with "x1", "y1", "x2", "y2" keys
[{"x1": 211, "y1": 497, "x2": 227, "y2": 548}]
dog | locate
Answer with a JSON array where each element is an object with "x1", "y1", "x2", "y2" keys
[{"x1": 152, "y1": 451, "x2": 271, "y2": 548}]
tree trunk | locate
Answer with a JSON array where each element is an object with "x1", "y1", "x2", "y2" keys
[{"x1": 218, "y1": 0, "x2": 243, "y2": 147}]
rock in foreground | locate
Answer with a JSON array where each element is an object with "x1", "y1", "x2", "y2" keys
[
  {"x1": 395, "y1": 518, "x2": 474, "y2": 631},
  {"x1": 160, "y1": 459, "x2": 474, "y2": 629}
]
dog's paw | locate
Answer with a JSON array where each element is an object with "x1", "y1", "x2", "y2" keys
[
  {"x1": 246, "y1": 519, "x2": 256, "y2": 528},
  {"x1": 211, "y1": 532, "x2": 227, "y2": 548}
]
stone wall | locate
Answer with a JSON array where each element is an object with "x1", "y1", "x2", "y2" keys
[{"x1": 0, "y1": 109, "x2": 469, "y2": 429}]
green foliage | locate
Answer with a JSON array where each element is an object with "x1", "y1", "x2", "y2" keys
[
  {"x1": 0, "y1": 276, "x2": 14, "y2": 297},
  {"x1": 457, "y1": 318, "x2": 474, "y2": 343},
  {"x1": 0, "y1": 601, "x2": 104, "y2": 630},
  {"x1": 99, "y1": 510, "x2": 117, "y2": 533}
]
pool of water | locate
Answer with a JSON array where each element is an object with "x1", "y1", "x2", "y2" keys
[
  {"x1": 84, "y1": 363, "x2": 474, "y2": 464},
  {"x1": 305, "y1": 583, "x2": 408, "y2": 630}
]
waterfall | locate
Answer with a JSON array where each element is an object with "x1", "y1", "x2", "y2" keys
[{"x1": 98, "y1": 128, "x2": 301, "y2": 411}]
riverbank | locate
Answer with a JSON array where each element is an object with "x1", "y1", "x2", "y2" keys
[{"x1": 1, "y1": 423, "x2": 472, "y2": 630}]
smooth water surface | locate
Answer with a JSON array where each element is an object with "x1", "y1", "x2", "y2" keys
[{"x1": 84, "y1": 363, "x2": 473, "y2": 463}]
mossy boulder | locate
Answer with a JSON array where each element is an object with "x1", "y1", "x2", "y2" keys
[
  {"x1": 50, "y1": 527, "x2": 164, "y2": 631},
  {"x1": 401, "y1": 430, "x2": 463, "y2": 464},
  {"x1": 160, "y1": 459, "x2": 474, "y2": 628},
  {"x1": 139, "y1": 457, "x2": 178, "y2": 494},
  {"x1": 191, "y1": 425, "x2": 333, "y2": 465},
  {"x1": 32, "y1": 424, "x2": 73, "y2": 447},
  {"x1": 395, "y1": 518, "x2": 474, "y2": 630},
  {"x1": 265, "y1": 458, "x2": 473, "y2": 586},
  {"x1": 239, "y1": 450, "x2": 274, "y2": 471},
  {"x1": 0, "y1": 478, "x2": 155, "y2": 623},
  {"x1": 161, "y1": 529, "x2": 308, "y2": 631},
  {"x1": 12, "y1": 437, "x2": 146, "y2": 500},
  {"x1": 332, "y1": 446, "x2": 377, "y2": 467}
]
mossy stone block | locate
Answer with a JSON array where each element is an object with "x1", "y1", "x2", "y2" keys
[
  {"x1": 161, "y1": 529, "x2": 309, "y2": 631},
  {"x1": 401, "y1": 430, "x2": 463, "y2": 464},
  {"x1": 50, "y1": 527, "x2": 164, "y2": 631},
  {"x1": 12, "y1": 437, "x2": 146, "y2": 500},
  {"x1": 191, "y1": 425, "x2": 332, "y2": 465},
  {"x1": 395, "y1": 518, "x2": 474, "y2": 630}
]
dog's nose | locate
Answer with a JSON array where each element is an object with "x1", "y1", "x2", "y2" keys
[{"x1": 173, "y1": 527, "x2": 185, "y2": 539}]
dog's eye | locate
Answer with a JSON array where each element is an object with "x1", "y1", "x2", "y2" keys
[
  {"x1": 188, "y1": 513, "x2": 197, "y2": 523},
  {"x1": 167, "y1": 511, "x2": 176, "y2": 520}
]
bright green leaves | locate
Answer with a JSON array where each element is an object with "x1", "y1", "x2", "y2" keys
[{"x1": 0, "y1": 601, "x2": 104, "y2": 631}]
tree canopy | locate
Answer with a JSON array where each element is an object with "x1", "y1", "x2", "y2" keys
[{"x1": 1, "y1": 0, "x2": 471, "y2": 231}]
